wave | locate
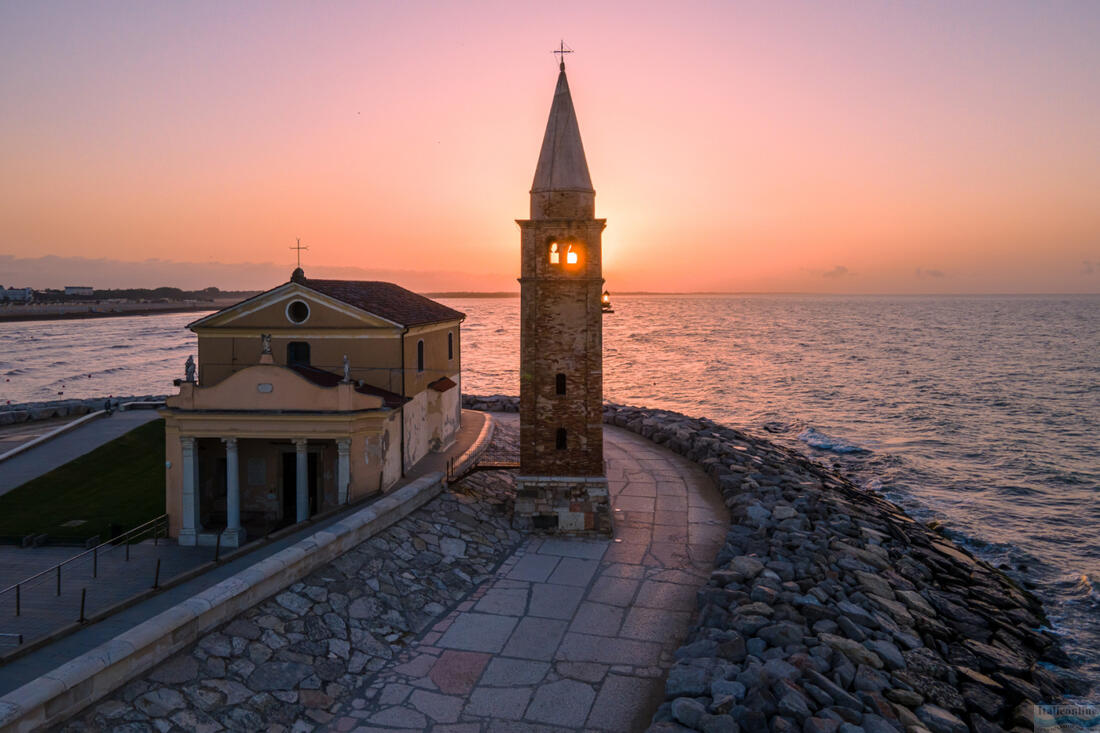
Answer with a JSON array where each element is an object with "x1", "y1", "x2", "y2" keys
[{"x1": 797, "y1": 427, "x2": 867, "y2": 454}]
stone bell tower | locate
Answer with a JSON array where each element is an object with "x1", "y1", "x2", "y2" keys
[{"x1": 516, "y1": 59, "x2": 610, "y2": 535}]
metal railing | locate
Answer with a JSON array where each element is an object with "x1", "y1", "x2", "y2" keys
[{"x1": 0, "y1": 515, "x2": 168, "y2": 619}]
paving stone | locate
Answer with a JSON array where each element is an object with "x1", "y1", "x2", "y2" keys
[
  {"x1": 620, "y1": 607, "x2": 692, "y2": 642},
  {"x1": 437, "y1": 613, "x2": 519, "y2": 653},
  {"x1": 546, "y1": 557, "x2": 600, "y2": 586},
  {"x1": 429, "y1": 650, "x2": 492, "y2": 695},
  {"x1": 537, "y1": 538, "x2": 610, "y2": 560},
  {"x1": 475, "y1": 587, "x2": 530, "y2": 616},
  {"x1": 524, "y1": 679, "x2": 596, "y2": 727},
  {"x1": 634, "y1": 580, "x2": 698, "y2": 611},
  {"x1": 465, "y1": 686, "x2": 533, "y2": 719},
  {"x1": 463, "y1": 657, "x2": 541, "y2": 690},
  {"x1": 502, "y1": 617, "x2": 569, "y2": 661},
  {"x1": 408, "y1": 690, "x2": 464, "y2": 723},
  {"x1": 368, "y1": 705, "x2": 428, "y2": 728},
  {"x1": 586, "y1": 577, "x2": 640, "y2": 607},
  {"x1": 506, "y1": 554, "x2": 561, "y2": 582},
  {"x1": 555, "y1": 661, "x2": 610, "y2": 683},
  {"x1": 570, "y1": 601, "x2": 625, "y2": 636},
  {"x1": 528, "y1": 583, "x2": 585, "y2": 620},
  {"x1": 586, "y1": 673, "x2": 663, "y2": 732},
  {"x1": 557, "y1": 632, "x2": 663, "y2": 665}
]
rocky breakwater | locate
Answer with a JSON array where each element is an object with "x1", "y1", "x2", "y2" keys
[
  {"x1": 590, "y1": 405, "x2": 1083, "y2": 733},
  {"x1": 0, "y1": 395, "x2": 165, "y2": 425}
]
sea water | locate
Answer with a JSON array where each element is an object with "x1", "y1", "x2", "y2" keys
[{"x1": 1, "y1": 294, "x2": 1097, "y2": 687}]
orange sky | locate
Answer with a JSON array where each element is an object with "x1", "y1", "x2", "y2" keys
[{"x1": 2, "y1": 1, "x2": 1098, "y2": 293}]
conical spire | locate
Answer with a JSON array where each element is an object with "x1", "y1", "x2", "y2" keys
[{"x1": 531, "y1": 66, "x2": 593, "y2": 194}]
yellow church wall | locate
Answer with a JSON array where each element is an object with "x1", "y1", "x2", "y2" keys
[{"x1": 403, "y1": 323, "x2": 460, "y2": 396}]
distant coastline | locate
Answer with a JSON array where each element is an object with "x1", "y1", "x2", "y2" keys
[{"x1": 0, "y1": 301, "x2": 235, "y2": 323}]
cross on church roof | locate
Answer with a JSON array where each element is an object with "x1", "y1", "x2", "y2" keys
[
  {"x1": 290, "y1": 238, "x2": 308, "y2": 268},
  {"x1": 553, "y1": 40, "x2": 573, "y2": 71}
]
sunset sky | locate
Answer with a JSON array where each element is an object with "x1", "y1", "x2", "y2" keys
[{"x1": 2, "y1": 1, "x2": 1098, "y2": 293}]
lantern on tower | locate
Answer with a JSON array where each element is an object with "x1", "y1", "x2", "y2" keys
[{"x1": 601, "y1": 290, "x2": 613, "y2": 313}]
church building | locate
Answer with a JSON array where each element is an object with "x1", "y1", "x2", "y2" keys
[
  {"x1": 516, "y1": 58, "x2": 610, "y2": 534},
  {"x1": 161, "y1": 269, "x2": 464, "y2": 547}
]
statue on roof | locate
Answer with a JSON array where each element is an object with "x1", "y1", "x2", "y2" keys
[
  {"x1": 261, "y1": 333, "x2": 272, "y2": 355},
  {"x1": 184, "y1": 355, "x2": 196, "y2": 383},
  {"x1": 343, "y1": 354, "x2": 351, "y2": 383}
]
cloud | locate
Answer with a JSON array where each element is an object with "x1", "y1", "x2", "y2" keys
[
  {"x1": 915, "y1": 268, "x2": 947, "y2": 278},
  {"x1": 821, "y1": 265, "x2": 852, "y2": 279}
]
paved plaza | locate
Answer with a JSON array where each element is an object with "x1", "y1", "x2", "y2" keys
[{"x1": 322, "y1": 414, "x2": 728, "y2": 731}]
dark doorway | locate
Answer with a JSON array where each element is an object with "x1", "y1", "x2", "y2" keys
[{"x1": 281, "y1": 451, "x2": 320, "y2": 524}]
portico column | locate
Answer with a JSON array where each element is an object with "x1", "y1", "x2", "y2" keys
[
  {"x1": 337, "y1": 439, "x2": 351, "y2": 505},
  {"x1": 179, "y1": 437, "x2": 197, "y2": 546},
  {"x1": 222, "y1": 437, "x2": 243, "y2": 545},
  {"x1": 294, "y1": 438, "x2": 309, "y2": 522}
]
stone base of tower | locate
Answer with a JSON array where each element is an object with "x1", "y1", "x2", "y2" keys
[{"x1": 514, "y1": 475, "x2": 612, "y2": 536}]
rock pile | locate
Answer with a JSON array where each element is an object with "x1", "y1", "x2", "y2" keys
[
  {"x1": 594, "y1": 404, "x2": 1078, "y2": 733},
  {"x1": 461, "y1": 393, "x2": 520, "y2": 413},
  {"x1": 0, "y1": 395, "x2": 165, "y2": 425}
]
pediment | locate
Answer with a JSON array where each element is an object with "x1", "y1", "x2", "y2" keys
[{"x1": 190, "y1": 283, "x2": 400, "y2": 332}]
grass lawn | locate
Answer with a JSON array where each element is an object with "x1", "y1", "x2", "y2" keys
[{"x1": 0, "y1": 419, "x2": 165, "y2": 542}]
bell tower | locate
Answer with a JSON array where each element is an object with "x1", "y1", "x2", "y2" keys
[{"x1": 516, "y1": 59, "x2": 610, "y2": 535}]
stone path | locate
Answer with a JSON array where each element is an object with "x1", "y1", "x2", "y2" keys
[
  {"x1": 320, "y1": 414, "x2": 727, "y2": 732},
  {"x1": 0, "y1": 410, "x2": 160, "y2": 494},
  {"x1": 57, "y1": 415, "x2": 727, "y2": 732}
]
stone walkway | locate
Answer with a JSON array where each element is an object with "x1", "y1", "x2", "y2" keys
[{"x1": 321, "y1": 414, "x2": 728, "y2": 732}]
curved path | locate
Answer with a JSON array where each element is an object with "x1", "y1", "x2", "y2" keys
[
  {"x1": 322, "y1": 414, "x2": 728, "y2": 732},
  {"x1": 0, "y1": 410, "x2": 159, "y2": 494}
]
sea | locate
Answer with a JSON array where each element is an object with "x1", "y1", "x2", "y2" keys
[{"x1": 1, "y1": 294, "x2": 1097, "y2": 691}]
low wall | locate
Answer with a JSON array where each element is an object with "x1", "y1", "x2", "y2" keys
[{"x1": 0, "y1": 472, "x2": 447, "y2": 733}]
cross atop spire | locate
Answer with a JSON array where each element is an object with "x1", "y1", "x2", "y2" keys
[
  {"x1": 290, "y1": 238, "x2": 308, "y2": 268},
  {"x1": 553, "y1": 40, "x2": 573, "y2": 71}
]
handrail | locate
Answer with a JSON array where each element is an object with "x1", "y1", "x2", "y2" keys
[{"x1": 0, "y1": 515, "x2": 168, "y2": 597}]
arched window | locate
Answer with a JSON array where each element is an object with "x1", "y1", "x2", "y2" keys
[
  {"x1": 549, "y1": 242, "x2": 560, "y2": 265},
  {"x1": 447, "y1": 332, "x2": 454, "y2": 361},
  {"x1": 287, "y1": 342, "x2": 310, "y2": 367},
  {"x1": 416, "y1": 339, "x2": 425, "y2": 373},
  {"x1": 555, "y1": 428, "x2": 567, "y2": 450},
  {"x1": 555, "y1": 373, "x2": 566, "y2": 395}
]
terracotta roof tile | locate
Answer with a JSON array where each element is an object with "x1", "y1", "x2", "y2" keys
[
  {"x1": 302, "y1": 278, "x2": 464, "y2": 327},
  {"x1": 290, "y1": 364, "x2": 408, "y2": 408},
  {"x1": 428, "y1": 376, "x2": 457, "y2": 393}
]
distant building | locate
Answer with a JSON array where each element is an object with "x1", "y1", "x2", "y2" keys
[
  {"x1": 161, "y1": 269, "x2": 464, "y2": 547},
  {"x1": 1, "y1": 287, "x2": 33, "y2": 303},
  {"x1": 64, "y1": 286, "x2": 95, "y2": 296}
]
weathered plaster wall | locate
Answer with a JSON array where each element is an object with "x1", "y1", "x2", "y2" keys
[{"x1": 402, "y1": 390, "x2": 429, "y2": 472}]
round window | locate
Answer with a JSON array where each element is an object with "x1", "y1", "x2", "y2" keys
[{"x1": 286, "y1": 300, "x2": 310, "y2": 324}]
